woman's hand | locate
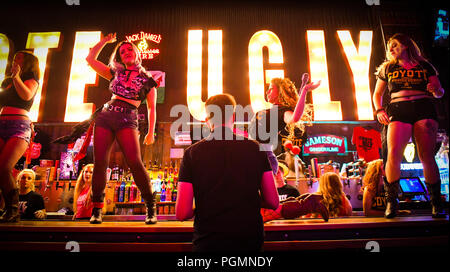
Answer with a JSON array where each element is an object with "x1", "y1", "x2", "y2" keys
[
  {"x1": 302, "y1": 80, "x2": 321, "y2": 93},
  {"x1": 103, "y1": 33, "x2": 117, "y2": 44},
  {"x1": 427, "y1": 82, "x2": 444, "y2": 98},
  {"x1": 11, "y1": 62, "x2": 21, "y2": 79},
  {"x1": 34, "y1": 210, "x2": 46, "y2": 219},
  {"x1": 376, "y1": 109, "x2": 389, "y2": 125},
  {"x1": 144, "y1": 132, "x2": 155, "y2": 145}
]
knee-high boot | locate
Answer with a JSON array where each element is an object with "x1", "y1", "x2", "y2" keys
[
  {"x1": 0, "y1": 189, "x2": 20, "y2": 223},
  {"x1": 426, "y1": 181, "x2": 447, "y2": 218},
  {"x1": 280, "y1": 193, "x2": 329, "y2": 222},
  {"x1": 144, "y1": 192, "x2": 157, "y2": 225},
  {"x1": 90, "y1": 193, "x2": 105, "y2": 224},
  {"x1": 384, "y1": 178, "x2": 400, "y2": 219}
]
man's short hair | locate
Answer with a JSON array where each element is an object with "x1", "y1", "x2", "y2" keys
[{"x1": 205, "y1": 93, "x2": 236, "y2": 125}]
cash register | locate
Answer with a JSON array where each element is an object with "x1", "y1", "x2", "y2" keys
[{"x1": 399, "y1": 177, "x2": 431, "y2": 209}]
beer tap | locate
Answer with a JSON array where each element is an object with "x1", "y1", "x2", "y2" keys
[
  {"x1": 68, "y1": 181, "x2": 75, "y2": 191},
  {"x1": 55, "y1": 181, "x2": 65, "y2": 190}
]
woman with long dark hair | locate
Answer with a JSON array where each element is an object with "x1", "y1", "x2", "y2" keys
[
  {"x1": 373, "y1": 33, "x2": 446, "y2": 218},
  {"x1": 0, "y1": 50, "x2": 40, "y2": 223},
  {"x1": 85, "y1": 33, "x2": 158, "y2": 224}
]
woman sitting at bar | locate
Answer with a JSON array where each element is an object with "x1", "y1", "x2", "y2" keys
[
  {"x1": 362, "y1": 159, "x2": 386, "y2": 217},
  {"x1": 362, "y1": 159, "x2": 410, "y2": 217},
  {"x1": 305, "y1": 172, "x2": 352, "y2": 218},
  {"x1": 0, "y1": 50, "x2": 40, "y2": 223},
  {"x1": 262, "y1": 166, "x2": 329, "y2": 222},
  {"x1": 17, "y1": 169, "x2": 46, "y2": 220},
  {"x1": 73, "y1": 164, "x2": 105, "y2": 220}
]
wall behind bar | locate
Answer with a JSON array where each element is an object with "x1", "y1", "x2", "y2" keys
[
  {"x1": 2, "y1": 1, "x2": 448, "y2": 166},
  {"x1": 4, "y1": 1, "x2": 444, "y2": 123}
]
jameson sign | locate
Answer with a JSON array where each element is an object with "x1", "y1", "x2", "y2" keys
[{"x1": 303, "y1": 134, "x2": 347, "y2": 155}]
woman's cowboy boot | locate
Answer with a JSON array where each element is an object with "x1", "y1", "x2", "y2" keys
[
  {"x1": 426, "y1": 181, "x2": 447, "y2": 218},
  {"x1": 0, "y1": 189, "x2": 20, "y2": 223},
  {"x1": 145, "y1": 192, "x2": 157, "y2": 224},
  {"x1": 90, "y1": 207, "x2": 103, "y2": 224},
  {"x1": 384, "y1": 179, "x2": 400, "y2": 219},
  {"x1": 280, "y1": 193, "x2": 329, "y2": 222}
]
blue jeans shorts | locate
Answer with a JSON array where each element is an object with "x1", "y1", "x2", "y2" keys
[
  {"x1": 0, "y1": 119, "x2": 32, "y2": 143},
  {"x1": 94, "y1": 100, "x2": 139, "y2": 132}
]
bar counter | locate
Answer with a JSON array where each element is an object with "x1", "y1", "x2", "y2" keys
[{"x1": 0, "y1": 212, "x2": 448, "y2": 252}]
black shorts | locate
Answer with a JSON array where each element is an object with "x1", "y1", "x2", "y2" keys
[
  {"x1": 387, "y1": 98, "x2": 438, "y2": 125},
  {"x1": 94, "y1": 100, "x2": 139, "y2": 132}
]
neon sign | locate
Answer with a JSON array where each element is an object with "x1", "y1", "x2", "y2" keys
[
  {"x1": 303, "y1": 134, "x2": 348, "y2": 155},
  {"x1": 125, "y1": 31, "x2": 161, "y2": 60}
]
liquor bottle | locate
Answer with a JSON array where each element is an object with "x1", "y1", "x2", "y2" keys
[
  {"x1": 136, "y1": 188, "x2": 142, "y2": 203},
  {"x1": 165, "y1": 183, "x2": 171, "y2": 202},
  {"x1": 114, "y1": 182, "x2": 120, "y2": 202},
  {"x1": 119, "y1": 167, "x2": 125, "y2": 182},
  {"x1": 171, "y1": 187, "x2": 177, "y2": 202},
  {"x1": 157, "y1": 164, "x2": 163, "y2": 180},
  {"x1": 160, "y1": 186, "x2": 166, "y2": 202},
  {"x1": 124, "y1": 181, "x2": 131, "y2": 203},
  {"x1": 130, "y1": 182, "x2": 137, "y2": 202},
  {"x1": 112, "y1": 164, "x2": 119, "y2": 181},
  {"x1": 174, "y1": 161, "x2": 179, "y2": 177},
  {"x1": 118, "y1": 180, "x2": 126, "y2": 202},
  {"x1": 164, "y1": 163, "x2": 168, "y2": 179},
  {"x1": 169, "y1": 161, "x2": 174, "y2": 177}
]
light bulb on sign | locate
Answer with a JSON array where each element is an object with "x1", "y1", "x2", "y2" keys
[
  {"x1": 186, "y1": 30, "x2": 224, "y2": 121},
  {"x1": 337, "y1": 30, "x2": 374, "y2": 120},
  {"x1": 0, "y1": 33, "x2": 9, "y2": 83},
  {"x1": 248, "y1": 30, "x2": 284, "y2": 114},
  {"x1": 306, "y1": 30, "x2": 342, "y2": 121},
  {"x1": 64, "y1": 31, "x2": 101, "y2": 122},
  {"x1": 26, "y1": 32, "x2": 61, "y2": 122}
]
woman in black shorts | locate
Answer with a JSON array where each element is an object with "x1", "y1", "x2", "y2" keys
[
  {"x1": 373, "y1": 33, "x2": 446, "y2": 218},
  {"x1": 85, "y1": 33, "x2": 158, "y2": 224}
]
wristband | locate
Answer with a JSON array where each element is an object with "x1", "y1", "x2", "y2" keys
[{"x1": 374, "y1": 108, "x2": 385, "y2": 114}]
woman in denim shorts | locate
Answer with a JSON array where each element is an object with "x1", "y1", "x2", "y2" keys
[
  {"x1": 0, "y1": 51, "x2": 40, "y2": 222},
  {"x1": 373, "y1": 33, "x2": 446, "y2": 218},
  {"x1": 85, "y1": 33, "x2": 158, "y2": 224}
]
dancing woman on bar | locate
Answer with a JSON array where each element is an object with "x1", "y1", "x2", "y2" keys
[
  {"x1": 249, "y1": 77, "x2": 320, "y2": 174},
  {"x1": 85, "y1": 33, "x2": 158, "y2": 224},
  {"x1": 373, "y1": 33, "x2": 446, "y2": 218},
  {"x1": 0, "y1": 51, "x2": 39, "y2": 223}
]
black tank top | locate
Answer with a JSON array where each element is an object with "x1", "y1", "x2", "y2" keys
[{"x1": 0, "y1": 71, "x2": 39, "y2": 111}]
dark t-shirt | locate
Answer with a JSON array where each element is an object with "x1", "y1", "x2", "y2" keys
[
  {"x1": 249, "y1": 105, "x2": 306, "y2": 157},
  {"x1": 371, "y1": 188, "x2": 386, "y2": 211},
  {"x1": 0, "y1": 71, "x2": 39, "y2": 111},
  {"x1": 376, "y1": 60, "x2": 437, "y2": 95},
  {"x1": 178, "y1": 127, "x2": 272, "y2": 251},
  {"x1": 18, "y1": 191, "x2": 45, "y2": 219},
  {"x1": 277, "y1": 184, "x2": 300, "y2": 201}
]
